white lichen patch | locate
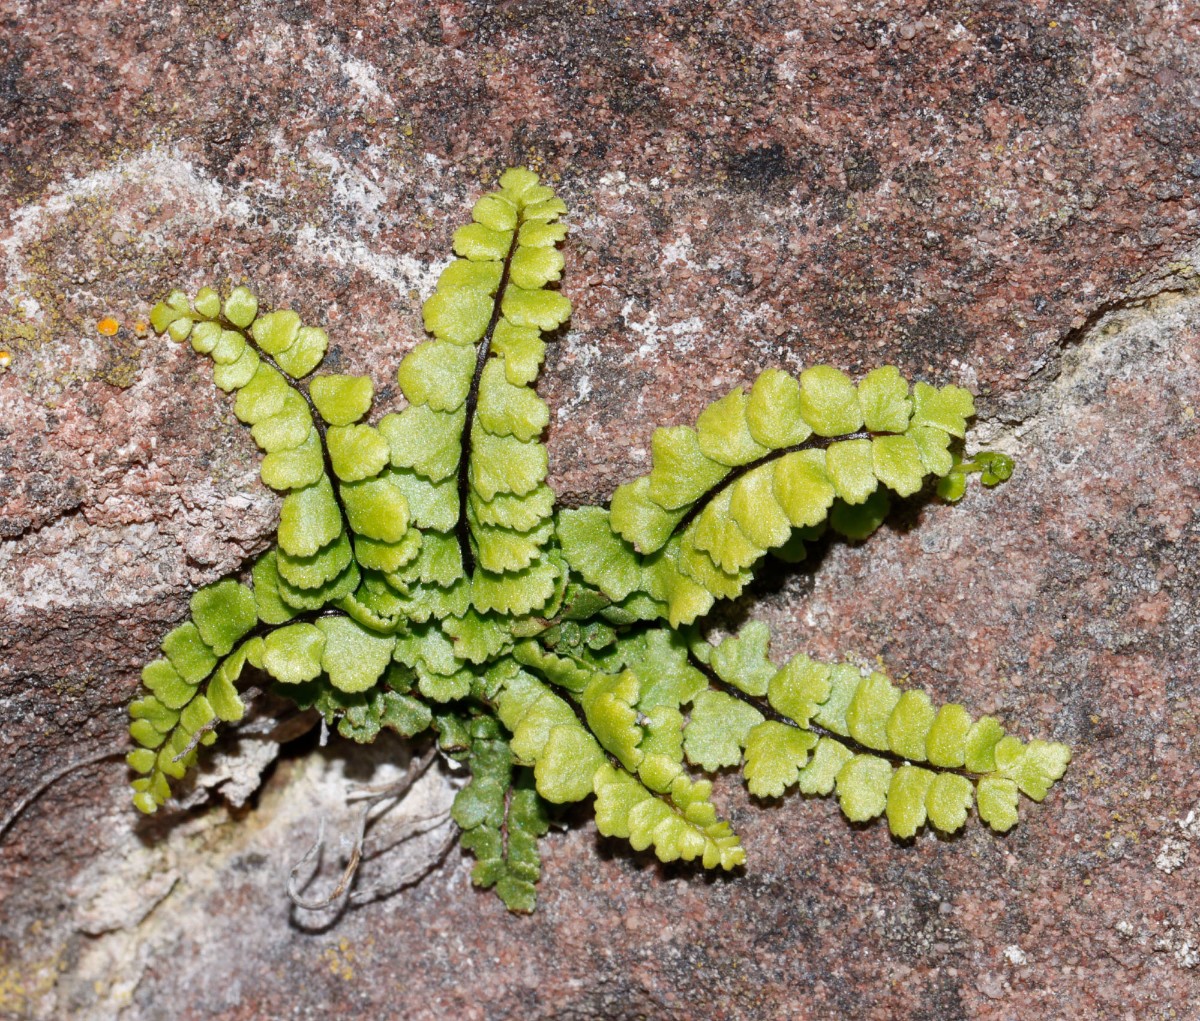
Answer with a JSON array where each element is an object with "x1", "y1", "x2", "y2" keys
[
  {"x1": 72, "y1": 851, "x2": 179, "y2": 938},
  {"x1": 1002, "y1": 944, "x2": 1028, "y2": 966},
  {"x1": 1155, "y1": 806, "x2": 1200, "y2": 875},
  {"x1": 340, "y1": 55, "x2": 385, "y2": 103},
  {"x1": 292, "y1": 223, "x2": 441, "y2": 297},
  {"x1": 661, "y1": 233, "x2": 694, "y2": 267},
  {"x1": 620, "y1": 299, "x2": 706, "y2": 360},
  {"x1": 597, "y1": 169, "x2": 630, "y2": 195},
  {"x1": 303, "y1": 134, "x2": 392, "y2": 229},
  {"x1": 1156, "y1": 837, "x2": 1190, "y2": 875},
  {"x1": 1154, "y1": 926, "x2": 1200, "y2": 971}
]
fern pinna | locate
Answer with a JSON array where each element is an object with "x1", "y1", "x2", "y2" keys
[{"x1": 130, "y1": 168, "x2": 1069, "y2": 913}]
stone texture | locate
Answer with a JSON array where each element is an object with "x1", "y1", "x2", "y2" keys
[{"x1": 1, "y1": 2, "x2": 1199, "y2": 1019}]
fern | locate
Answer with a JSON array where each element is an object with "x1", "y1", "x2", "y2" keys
[{"x1": 129, "y1": 169, "x2": 1068, "y2": 913}]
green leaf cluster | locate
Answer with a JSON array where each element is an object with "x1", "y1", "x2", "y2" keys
[
  {"x1": 693, "y1": 623, "x2": 1071, "y2": 836},
  {"x1": 562, "y1": 365, "x2": 997, "y2": 626},
  {"x1": 128, "y1": 580, "x2": 259, "y2": 812},
  {"x1": 130, "y1": 169, "x2": 1067, "y2": 913},
  {"x1": 451, "y1": 716, "x2": 550, "y2": 913}
]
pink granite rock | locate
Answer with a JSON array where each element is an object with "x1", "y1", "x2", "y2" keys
[{"x1": 2, "y1": 2, "x2": 1199, "y2": 1018}]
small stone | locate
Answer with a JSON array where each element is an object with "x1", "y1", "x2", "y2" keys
[
  {"x1": 1003, "y1": 945, "x2": 1028, "y2": 966},
  {"x1": 976, "y1": 972, "x2": 1005, "y2": 999}
]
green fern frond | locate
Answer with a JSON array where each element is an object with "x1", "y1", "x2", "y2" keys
[
  {"x1": 688, "y1": 622, "x2": 1070, "y2": 837},
  {"x1": 128, "y1": 579, "x2": 260, "y2": 811},
  {"x1": 452, "y1": 717, "x2": 550, "y2": 913},
  {"x1": 129, "y1": 168, "x2": 1069, "y2": 913},
  {"x1": 573, "y1": 362, "x2": 1007, "y2": 626}
]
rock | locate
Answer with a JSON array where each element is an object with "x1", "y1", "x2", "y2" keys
[{"x1": 2, "y1": 3, "x2": 1199, "y2": 1019}]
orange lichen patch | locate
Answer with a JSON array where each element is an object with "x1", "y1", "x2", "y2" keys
[
  {"x1": 133, "y1": 320, "x2": 149, "y2": 337},
  {"x1": 97, "y1": 317, "x2": 120, "y2": 336},
  {"x1": 0, "y1": 350, "x2": 11, "y2": 370}
]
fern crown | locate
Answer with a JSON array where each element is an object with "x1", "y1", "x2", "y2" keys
[{"x1": 130, "y1": 168, "x2": 1066, "y2": 913}]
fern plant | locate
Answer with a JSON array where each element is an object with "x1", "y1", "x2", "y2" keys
[{"x1": 129, "y1": 169, "x2": 1069, "y2": 913}]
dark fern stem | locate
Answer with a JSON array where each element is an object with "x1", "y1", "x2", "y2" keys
[
  {"x1": 455, "y1": 229, "x2": 521, "y2": 577},
  {"x1": 688, "y1": 652, "x2": 982, "y2": 781},
  {"x1": 670, "y1": 430, "x2": 874, "y2": 538}
]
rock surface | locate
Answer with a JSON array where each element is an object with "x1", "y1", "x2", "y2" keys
[{"x1": 2, "y1": 2, "x2": 1199, "y2": 1019}]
